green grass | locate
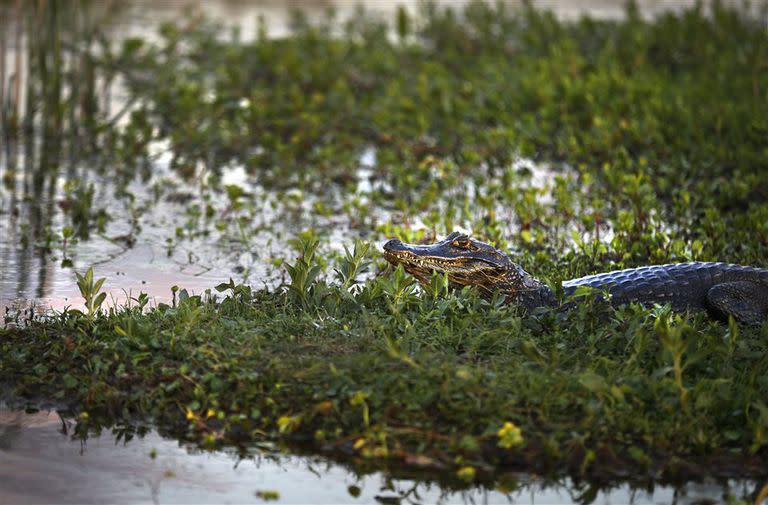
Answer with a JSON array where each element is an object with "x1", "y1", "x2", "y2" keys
[
  {"x1": 2, "y1": 0, "x2": 768, "y2": 488},
  {"x1": 1, "y1": 253, "x2": 767, "y2": 483}
]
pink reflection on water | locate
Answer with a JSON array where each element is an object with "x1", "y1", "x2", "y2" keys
[{"x1": 0, "y1": 242, "x2": 252, "y2": 313}]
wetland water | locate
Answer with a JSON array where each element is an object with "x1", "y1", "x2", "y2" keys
[
  {"x1": 0, "y1": 0, "x2": 755, "y2": 314},
  {"x1": 0, "y1": 407, "x2": 755, "y2": 505}
]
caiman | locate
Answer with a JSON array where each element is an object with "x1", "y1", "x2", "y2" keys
[{"x1": 383, "y1": 232, "x2": 768, "y2": 325}]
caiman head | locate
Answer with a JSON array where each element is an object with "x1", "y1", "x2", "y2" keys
[{"x1": 383, "y1": 231, "x2": 555, "y2": 309}]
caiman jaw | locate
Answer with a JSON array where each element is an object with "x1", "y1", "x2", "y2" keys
[
  {"x1": 382, "y1": 233, "x2": 555, "y2": 309},
  {"x1": 383, "y1": 249, "x2": 483, "y2": 285},
  {"x1": 383, "y1": 233, "x2": 515, "y2": 292}
]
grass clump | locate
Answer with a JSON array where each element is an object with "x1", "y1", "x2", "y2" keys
[{"x1": 1, "y1": 245, "x2": 767, "y2": 483}]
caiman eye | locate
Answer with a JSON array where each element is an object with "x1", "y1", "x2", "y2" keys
[{"x1": 452, "y1": 235, "x2": 472, "y2": 249}]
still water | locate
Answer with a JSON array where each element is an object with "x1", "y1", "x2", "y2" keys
[{"x1": 1, "y1": 407, "x2": 759, "y2": 505}]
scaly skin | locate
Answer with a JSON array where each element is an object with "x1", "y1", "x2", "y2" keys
[{"x1": 383, "y1": 232, "x2": 768, "y2": 324}]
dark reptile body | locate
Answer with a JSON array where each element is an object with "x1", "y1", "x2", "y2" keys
[
  {"x1": 383, "y1": 233, "x2": 768, "y2": 323},
  {"x1": 560, "y1": 262, "x2": 768, "y2": 312}
]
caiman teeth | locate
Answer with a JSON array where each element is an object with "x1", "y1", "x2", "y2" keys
[{"x1": 408, "y1": 257, "x2": 460, "y2": 268}]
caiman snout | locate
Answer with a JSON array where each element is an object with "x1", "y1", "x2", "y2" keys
[{"x1": 383, "y1": 239, "x2": 405, "y2": 252}]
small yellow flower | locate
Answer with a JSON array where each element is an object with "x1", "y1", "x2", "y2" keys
[
  {"x1": 353, "y1": 437, "x2": 366, "y2": 450},
  {"x1": 185, "y1": 409, "x2": 196, "y2": 421},
  {"x1": 206, "y1": 408, "x2": 216, "y2": 418},
  {"x1": 497, "y1": 421, "x2": 524, "y2": 449},
  {"x1": 455, "y1": 367, "x2": 472, "y2": 380},
  {"x1": 456, "y1": 466, "x2": 476, "y2": 482},
  {"x1": 277, "y1": 415, "x2": 300, "y2": 433}
]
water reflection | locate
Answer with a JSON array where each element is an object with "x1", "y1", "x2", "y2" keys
[
  {"x1": 2, "y1": 0, "x2": 756, "y2": 313},
  {"x1": 0, "y1": 0, "x2": 366, "y2": 312},
  {"x1": 1, "y1": 0, "x2": 120, "y2": 310},
  {"x1": 0, "y1": 407, "x2": 763, "y2": 505}
]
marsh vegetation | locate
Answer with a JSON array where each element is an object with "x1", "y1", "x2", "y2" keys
[{"x1": 1, "y1": 0, "x2": 768, "y2": 502}]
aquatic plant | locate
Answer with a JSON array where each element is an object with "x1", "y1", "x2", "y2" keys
[
  {"x1": 2, "y1": 246, "x2": 767, "y2": 485},
  {"x1": 71, "y1": 266, "x2": 106, "y2": 319}
]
